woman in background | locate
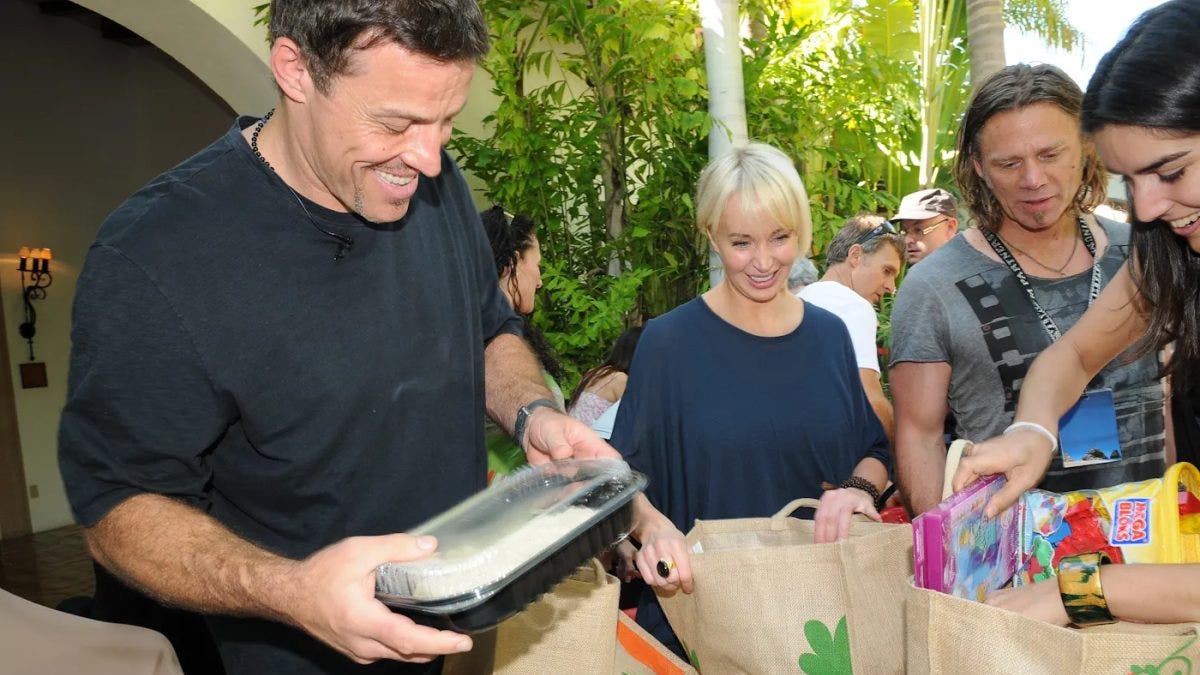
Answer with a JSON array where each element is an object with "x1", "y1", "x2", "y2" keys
[
  {"x1": 568, "y1": 326, "x2": 644, "y2": 427},
  {"x1": 480, "y1": 206, "x2": 566, "y2": 474}
]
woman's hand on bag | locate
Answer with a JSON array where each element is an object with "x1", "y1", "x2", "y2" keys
[
  {"x1": 984, "y1": 580, "x2": 1069, "y2": 626},
  {"x1": 953, "y1": 429, "x2": 1054, "y2": 518},
  {"x1": 813, "y1": 487, "x2": 880, "y2": 544},
  {"x1": 634, "y1": 524, "x2": 694, "y2": 594}
]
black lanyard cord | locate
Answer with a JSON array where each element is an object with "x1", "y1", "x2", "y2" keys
[{"x1": 981, "y1": 216, "x2": 1103, "y2": 343}]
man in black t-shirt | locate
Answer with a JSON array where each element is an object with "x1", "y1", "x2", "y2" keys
[{"x1": 57, "y1": 2, "x2": 617, "y2": 673}]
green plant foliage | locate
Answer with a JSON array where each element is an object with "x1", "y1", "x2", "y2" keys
[
  {"x1": 741, "y1": 0, "x2": 920, "y2": 256},
  {"x1": 535, "y1": 261, "x2": 654, "y2": 383},
  {"x1": 254, "y1": 0, "x2": 1062, "y2": 387},
  {"x1": 1004, "y1": 0, "x2": 1081, "y2": 53},
  {"x1": 453, "y1": 0, "x2": 713, "y2": 387},
  {"x1": 454, "y1": 0, "x2": 925, "y2": 385}
]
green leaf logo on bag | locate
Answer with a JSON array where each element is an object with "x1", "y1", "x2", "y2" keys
[
  {"x1": 798, "y1": 616, "x2": 852, "y2": 674},
  {"x1": 679, "y1": 639, "x2": 700, "y2": 671},
  {"x1": 1128, "y1": 634, "x2": 1196, "y2": 675}
]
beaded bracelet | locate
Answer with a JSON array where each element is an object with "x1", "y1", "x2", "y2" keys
[
  {"x1": 1058, "y1": 552, "x2": 1116, "y2": 627},
  {"x1": 839, "y1": 476, "x2": 881, "y2": 506}
]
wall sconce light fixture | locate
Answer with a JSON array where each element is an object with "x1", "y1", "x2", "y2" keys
[{"x1": 17, "y1": 247, "x2": 52, "y2": 371}]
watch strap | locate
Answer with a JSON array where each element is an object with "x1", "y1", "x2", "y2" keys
[{"x1": 513, "y1": 398, "x2": 559, "y2": 451}]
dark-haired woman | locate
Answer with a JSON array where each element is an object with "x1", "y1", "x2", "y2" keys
[
  {"x1": 480, "y1": 207, "x2": 567, "y2": 474},
  {"x1": 568, "y1": 326, "x2": 644, "y2": 427},
  {"x1": 953, "y1": 0, "x2": 1200, "y2": 626}
]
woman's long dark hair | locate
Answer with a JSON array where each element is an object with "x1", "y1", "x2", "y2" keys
[
  {"x1": 568, "y1": 326, "x2": 644, "y2": 409},
  {"x1": 481, "y1": 205, "x2": 537, "y2": 292},
  {"x1": 1082, "y1": 0, "x2": 1200, "y2": 387},
  {"x1": 480, "y1": 206, "x2": 564, "y2": 379}
]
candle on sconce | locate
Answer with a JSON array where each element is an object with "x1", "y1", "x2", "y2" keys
[
  {"x1": 16, "y1": 246, "x2": 53, "y2": 272},
  {"x1": 14, "y1": 244, "x2": 54, "y2": 365}
]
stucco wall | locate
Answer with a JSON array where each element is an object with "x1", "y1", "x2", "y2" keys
[{"x1": 74, "y1": 0, "x2": 274, "y2": 114}]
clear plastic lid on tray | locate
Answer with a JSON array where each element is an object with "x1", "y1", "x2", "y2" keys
[{"x1": 375, "y1": 458, "x2": 646, "y2": 618}]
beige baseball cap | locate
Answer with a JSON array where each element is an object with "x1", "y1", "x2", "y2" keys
[{"x1": 894, "y1": 188, "x2": 958, "y2": 220}]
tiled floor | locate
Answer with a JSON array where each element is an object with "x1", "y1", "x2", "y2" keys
[{"x1": 0, "y1": 524, "x2": 95, "y2": 609}]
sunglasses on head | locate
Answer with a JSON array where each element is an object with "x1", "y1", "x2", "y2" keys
[{"x1": 854, "y1": 220, "x2": 898, "y2": 246}]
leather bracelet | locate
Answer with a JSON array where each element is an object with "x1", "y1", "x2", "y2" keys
[
  {"x1": 1057, "y1": 552, "x2": 1116, "y2": 627},
  {"x1": 513, "y1": 398, "x2": 559, "y2": 451},
  {"x1": 839, "y1": 476, "x2": 881, "y2": 506}
]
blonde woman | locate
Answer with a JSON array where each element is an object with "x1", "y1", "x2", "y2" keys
[{"x1": 611, "y1": 143, "x2": 890, "y2": 655}]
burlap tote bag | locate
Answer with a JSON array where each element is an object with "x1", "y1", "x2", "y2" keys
[
  {"x1": 444, "y1": 558, "x2": 620, "y2": 674},
  {"x1": 907, "y1": 582, "x2": 1200, "y2": 674},
  {"x1": 615, "y1": 611, "x2": 700, "y2": 675},
  {"x1": 658, "y1": 498, "x2": 912, "y2": 674}
]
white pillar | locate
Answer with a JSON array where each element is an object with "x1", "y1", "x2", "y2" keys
[{"x1": 700, "y1": 0, "x2": 748, "y2": 287}]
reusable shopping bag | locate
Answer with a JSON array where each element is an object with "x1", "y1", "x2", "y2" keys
[
  {"x1": 446, "y1": 558, "x2": 696, "y2": 674},
  {"x1": 658, "y1": 498, "x2": 912, "y2": 674},
  {"x1": 491, "y1": 558, "x2": 618, "y2": 673},
  {"x1": 615, "y1": 611, "x2": 699, "y2": 675},
  {"x1": 908, "y1": 448, "x2": 1200, "y2": 673},
  {"x1": 907, "y1": 581, "x2": 1200, "y2": 674}
]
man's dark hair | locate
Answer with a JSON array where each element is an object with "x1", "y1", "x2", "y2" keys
[
  {"x1": 1081, "y1": 0, "x2": 1200, "y2": 388},
  {"x1": 269, "y1": 0, "x2": 489, "y2": 93},
  {"x1": 953, "y1": 63, "x2": 1106, "y2": 231}
]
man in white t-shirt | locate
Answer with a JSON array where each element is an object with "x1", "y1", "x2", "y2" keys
[{"x1": 799, "y1": 215, "x2": 904, "y2": 444}]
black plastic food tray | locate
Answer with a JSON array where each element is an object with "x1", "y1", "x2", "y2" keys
[{"x1": 392, "y1": 498, "x2": 634, "y2": 633}]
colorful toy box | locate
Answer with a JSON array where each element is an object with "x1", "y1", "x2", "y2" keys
[
  {"x1": 914, "y1": 462, "x2": 1200, "y2": 599},
  {"x1": 1015, "y1": 461, "x2": 1200, "y2": 585},
  {"x1": 913, "y1": 474, "x2": 1021, "y2": 600}
]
